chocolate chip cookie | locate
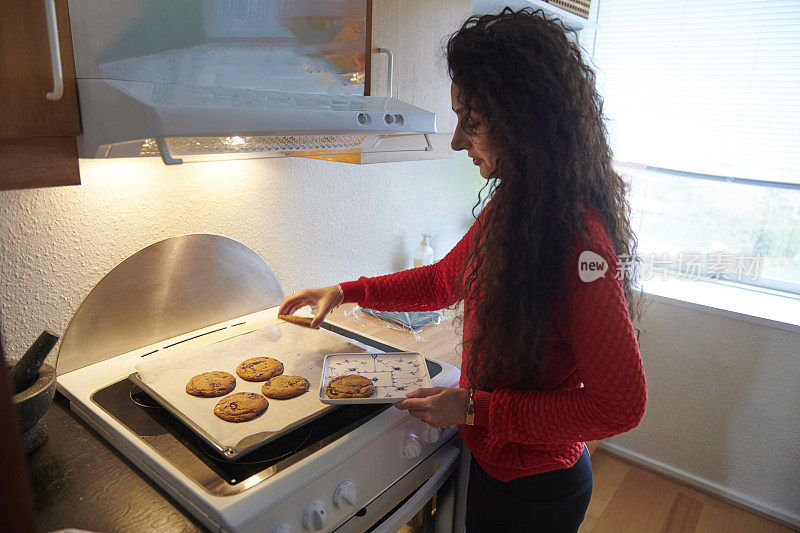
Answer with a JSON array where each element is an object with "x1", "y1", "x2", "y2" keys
[
  {"x1": 278, "y1": 314, "x2": 313, "y2": 328},
  {"x1": 326, "y1": 374, "x2": 375, "y2": 399},
  {"x1": 261, "y1": 375, "x2": 310, "y2": 400},
  {"x1": 236, "y1": 357, "x2": 284, "y2": 382},
  {"x1": 213, "y1": 392, "x2": 269, "y2": 422},
  {"x1": 185, "y1": 371, "x2": 236, "y2": 397}
]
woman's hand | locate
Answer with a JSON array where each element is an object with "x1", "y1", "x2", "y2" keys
[
  {"x1": 278, "y1": 285, "x2": 343, "y2": 329},
  {"x1": 394, "y1": 387, "x2": 469, "y2": 428}
]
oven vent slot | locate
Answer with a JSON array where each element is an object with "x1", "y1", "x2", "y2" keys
[
  {"x1": 162, "y1": 327, "x2": 227, "y2": 349},
  {"x1": 138, "y1": 321, "x2": 251, "y2": 358}
]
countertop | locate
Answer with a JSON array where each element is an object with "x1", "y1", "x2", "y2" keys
[{"x1": 27, "y1": 305, "x2": 463, "y2": 532}]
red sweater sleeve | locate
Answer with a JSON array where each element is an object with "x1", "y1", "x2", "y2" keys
[
  {"x1": 473, "y1": 213, "x2": 647, "y2": 444},
  {"x1": 339, "y1": 219, "x2": 479, "y2": 311}
]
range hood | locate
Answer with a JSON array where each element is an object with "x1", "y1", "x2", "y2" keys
[
  {"x1": 77, "y1": 78, "x2": 436, "y2": 164},
  {"x1": 67, "y1": 0, "x2": 437, "y2": 164}
]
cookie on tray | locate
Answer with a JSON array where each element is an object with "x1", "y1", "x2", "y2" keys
[
  {"x1": 326, "y1": 374, "x2": 375, "y2": 399},
  {"x1": 236, "y1": 357, "x2": 284, "y2": 382},
  {"x1": 185, "y1": 371, "x2": 236, "y2": 397},
  {"x1": 261, "y1": 375, "x2": 310, "y2": 400},
  {"x1": 278, "y1": 314, "x2": 313, "y2": 328},
  {"x1": 213, "y1": 392, "x2": 268, "y2": 422}
]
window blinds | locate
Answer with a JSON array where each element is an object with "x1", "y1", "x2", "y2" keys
[{"x1": 592, "y1": 0, "x2": 800, "y2": 185}]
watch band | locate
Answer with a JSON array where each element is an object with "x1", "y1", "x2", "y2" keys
[{"x1": 465, "y1": 388, "x2": 475, "y2": 426}]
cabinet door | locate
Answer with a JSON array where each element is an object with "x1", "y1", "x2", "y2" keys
[
  {"x1": 369, "y1": 0, "x2": 470, "y2": 135},
  {"x1": 0, "y1": 0, "x2": 80, "y2": 190},
  {"x1": 0, "y1": 0, "x2": 81, "y2": 137},
  {"x1": 0, "y1": 137, "x2": 80, "y2": 191}
]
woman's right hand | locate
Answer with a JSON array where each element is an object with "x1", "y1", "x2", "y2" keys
[{"x1": 278, "y1": 285, "x2": 344, "y2": 329}]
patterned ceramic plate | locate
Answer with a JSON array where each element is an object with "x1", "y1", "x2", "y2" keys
[{"x1": 319, "y1": 352, "x2": 432, "y2": 404}]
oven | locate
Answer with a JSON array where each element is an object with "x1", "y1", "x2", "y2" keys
[{"x1": 54, "y1": 234, "x2": 467, "y2": 532}]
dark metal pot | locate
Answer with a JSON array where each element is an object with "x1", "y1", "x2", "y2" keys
[{"x1": 10, "y1": 361, "x2": 56, "y2": 453}]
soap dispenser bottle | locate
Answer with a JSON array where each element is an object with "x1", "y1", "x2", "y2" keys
[{"x1": 413, "y1": 234, "x2": 434, "y2": 267}]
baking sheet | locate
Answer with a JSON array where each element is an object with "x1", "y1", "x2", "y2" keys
[
  {"x1": 132, "y1": 322, "x2": 380, "y2": 457},
  {"x1": 319, "y1": 352, "x2": 432, "y2": 404}
]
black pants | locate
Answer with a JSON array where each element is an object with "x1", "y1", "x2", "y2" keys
[{"x1": 466, "y1": 446, "x2": 593, "y2": 533}]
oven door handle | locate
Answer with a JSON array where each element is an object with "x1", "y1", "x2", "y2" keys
[{"x1": 370, "y1": 444, "x2": 460, "y2": 533}]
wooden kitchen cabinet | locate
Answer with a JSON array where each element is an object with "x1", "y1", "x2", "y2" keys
[
  {"x1": 0, "y1": 0, "x2": 81, "y2": 190},
  {"x1": 363, "y1": 0, "x2": 471, "y2": 163}
]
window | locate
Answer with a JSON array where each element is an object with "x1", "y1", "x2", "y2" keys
[
  {"x1": 624, "y1": 164, "x2": 800, "y2": 294},
  {"x1": 589, "y1": 0, "x2": 800, "y2": 295}
]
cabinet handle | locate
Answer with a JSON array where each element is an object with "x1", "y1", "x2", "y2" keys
[
  {"x1": 43, "y1": 0, "x2": 64, "y2": 101},
  {"x1": 376, "y1": 47, "x2": 394, "y2": 98}
]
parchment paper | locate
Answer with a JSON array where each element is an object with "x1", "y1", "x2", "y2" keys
[{"x1": 134, "y1": 322, "x2": 379, "y2": 449}]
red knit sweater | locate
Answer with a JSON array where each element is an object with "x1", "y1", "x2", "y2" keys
[{"x1": 340, "y1": 206, "x2": 647, "y2": 481}]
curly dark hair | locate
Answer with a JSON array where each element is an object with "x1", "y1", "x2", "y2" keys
[{"x1": 449, "y1": 8, "x2": 642, "y2": 391}]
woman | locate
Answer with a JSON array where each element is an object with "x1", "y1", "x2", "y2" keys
[{"x1": 279, "y1": 8, "x2": 647, "y2": 532}]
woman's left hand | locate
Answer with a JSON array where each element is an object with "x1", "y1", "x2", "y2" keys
[{"x1": 394, "y1": 387, "x2": 469, "y2": 428}]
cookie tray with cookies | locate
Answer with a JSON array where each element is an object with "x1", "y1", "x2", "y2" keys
[
  {"x1": 320, "y1": 352, "x2": 432, "y2": 404},
  {"x1": 129, "y1": 321, "x2": 380, "y2": 459}
]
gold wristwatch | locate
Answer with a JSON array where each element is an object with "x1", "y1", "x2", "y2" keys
[{"x1": 465, "y1": 388, "x2": 476, "y2": 426}]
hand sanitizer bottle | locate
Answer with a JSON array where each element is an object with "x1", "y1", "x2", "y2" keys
[{"x1": 413, "y1": 234, "x2": 434, "y2": 267}]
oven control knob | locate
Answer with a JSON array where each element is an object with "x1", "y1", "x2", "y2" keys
[
  {"x1": 402, "y1": 434, "x2": 423, "y2": 459},
  {"x1": 302, "y1": 500, "x2": 328, "y2": 531},
  {"x1": 422, "y1": 425, "x2": 441, "y2": 443},
  {"x1": 333, "y1": 480, "x2": 357, "y2": 508}
]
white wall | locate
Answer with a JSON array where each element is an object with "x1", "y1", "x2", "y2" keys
[
  {"x1": 603, "y1": 298, "x2": 800, "y2": 526},
  {"x1": 0, "y1": 154, "x2": 485, "y2": 364}
]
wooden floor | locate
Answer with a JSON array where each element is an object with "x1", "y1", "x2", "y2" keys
[{"x1": 580, "y1": 450, "x2": 797, "y2": 533}]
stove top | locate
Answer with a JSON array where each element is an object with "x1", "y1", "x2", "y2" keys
[
  {"x1": 53, "y1": 236, "x2": 462, "y2": 532},
  {"x1": 91, "y1": 357, "x2": 443, "y2": 496}
]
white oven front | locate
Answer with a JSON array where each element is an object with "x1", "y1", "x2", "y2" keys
[
  {"x1": 235, "y1": 420, "x2": 462, "y2": 533},
  {"x1": 58, "y1": 311, "x2": 465, "y2": 533},
  {"x1": 336, "y1": 438, "x2": 460, "y2": 533}
]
